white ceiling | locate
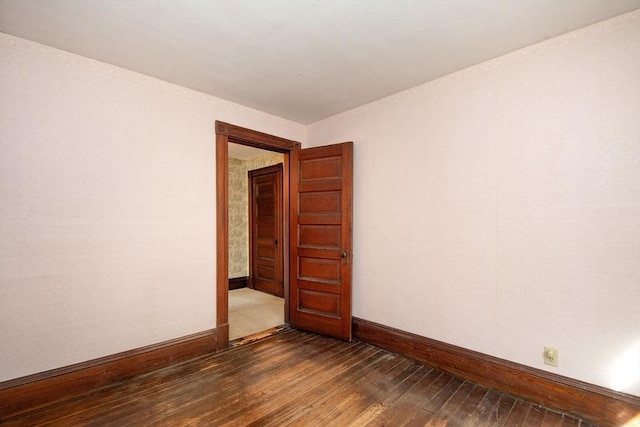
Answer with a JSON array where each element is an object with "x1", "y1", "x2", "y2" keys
[{"x1": 0, "y1": 0, "x2": 638, "y2": 124}]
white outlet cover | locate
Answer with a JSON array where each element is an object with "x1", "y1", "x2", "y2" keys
[{"x1": 544, "y1": 347, "x2": 559, "y2": 367}]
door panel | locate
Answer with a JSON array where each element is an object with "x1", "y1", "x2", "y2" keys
[
  {"x1": 250, "y1": 164, "x2": 284, "y2": 297},
  {"x1": 290, "y1": 142, "x2": 353, "y2": 341},
  {"x1": 298, "y1": 225, "x2": 341, "y2": 249}
]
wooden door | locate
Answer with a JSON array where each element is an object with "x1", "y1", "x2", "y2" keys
[
  {"x1": 249, "y1": 164, "x2": 284, "y2": 297},
  {"x1": 290, "y1": 142, "x2": 353, "y2": 340}
]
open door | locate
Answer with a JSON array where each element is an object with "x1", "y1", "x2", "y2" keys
[{"x1": 290, "y1": 142, "x2": 353, "y2": 341}]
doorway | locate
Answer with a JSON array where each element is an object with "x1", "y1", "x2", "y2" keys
[
  {"x1": 228, "y1": 150, "x2": 284, "y2": 340},
  {"x1": 215, "y1": 121, "x2": 301, "y2": 349}
]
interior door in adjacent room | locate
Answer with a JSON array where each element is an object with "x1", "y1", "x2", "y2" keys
[
  {"x1": 249, "y1": 164, "x2": 284, "y2": 297},
  {"x1": 290, "y1": 142, "x2": 353, "y2": 341}
]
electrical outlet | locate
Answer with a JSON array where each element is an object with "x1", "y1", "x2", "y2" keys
[{"x1": 544, "y1": 347, "x2": 558, "y2": 367}]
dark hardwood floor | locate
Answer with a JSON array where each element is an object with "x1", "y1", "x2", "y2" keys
[{"x1": 1, "y1": 329, "x2": 599, "y2": 426}]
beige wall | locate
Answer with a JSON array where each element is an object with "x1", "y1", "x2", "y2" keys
[
  {"x1": 0, "y1": 33, "x2": 304, "y2": 382},
  {"x1": 308, "y1": 10, "x2": 640, "y2": 396},
  {"x1": 228, "y1": 152, "x2": 284, "y2": 278}
]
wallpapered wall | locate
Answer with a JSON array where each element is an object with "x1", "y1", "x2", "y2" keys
[{"x1": 228, "y1": 152, "x2": 284, "y2": 278}]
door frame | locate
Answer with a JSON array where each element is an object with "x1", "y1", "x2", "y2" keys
[{"x1": 215, "y1": 121, "x2": 301, "y2": 349}]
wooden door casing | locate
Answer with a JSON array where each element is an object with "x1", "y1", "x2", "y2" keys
[
  {"x1": 249, "y1": 164, "x2": 284, "y2": 297},
  {"x1": 290, "y1": 142, "x2": 353, "y2": 341},
  {"x1": 215, "y1": 121, "x2": 301, "y2": 348}
]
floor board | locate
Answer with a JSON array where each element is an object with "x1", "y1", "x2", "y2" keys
[{"x1": 1, "y1": 329, "x2": 599, "y2": 426}]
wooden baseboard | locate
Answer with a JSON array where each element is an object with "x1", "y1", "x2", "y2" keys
[
  {"x1": 217, "y1": 323, "x2": 229, "y2": 349},
  {"x1": 229, "y1": 276, "x2": 248, "y2": 290},
  {"x1": 0, "y1": 328, "x2": 220, "y2": 420},
  {"x1": 353, "y1": 317, "x2": 639, "y2": 427}
]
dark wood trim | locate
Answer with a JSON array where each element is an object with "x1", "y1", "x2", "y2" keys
[
  {"x1": 282, "y1": 151, "x2": 291, "y2": 325},
  {"x1": 353, "y1": 317, "x2": 639, "y2": 427},
  {"x1": 229, "y1": 276, "x2": 249, "y2": 290},
  {"x1": 0, "y1": 328, "x2": 218, "y2": 420},
  {"x1": 215, "y1": 121, "x2": 301, "y2": 348},
  {"x1": 216, "y1": 121, "x2": 300, "y2": 152},
  {"x1": 216, "y1": 132, "x2": 230, "y2": 348},
  {"x1": 248, "y1": 164, "x2": 254, "y2": 291}
]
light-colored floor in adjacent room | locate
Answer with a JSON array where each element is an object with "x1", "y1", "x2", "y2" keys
[{"x1": 228, "y1": 288, "x2": 285, "y2": 340}]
